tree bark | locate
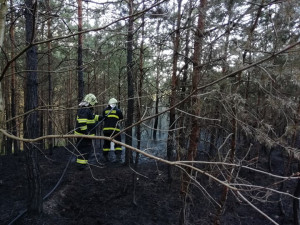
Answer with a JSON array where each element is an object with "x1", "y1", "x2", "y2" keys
[
  {"x1": 77, "y1": 0, "x2": 84, "y2": 103},
  {"x1": 180, "y1": 1, "x2": 206, "y2": 224},
  {"x1": 4, "y1": 67, "x2": 11, "y2": 154},
  {"x1": 125, "y1": 0, "x2": 134, "y2": 165},
  {"x1": 186, "y1": 0, "x2": 206, "y2": 165},
  {"x1": 153, "y1": 20, "x2": 162, "y2": 140},
  {"x1": 167, "y1": 0, "x2": 182, "y2": 183},
  {"x1": 0, "y1": 0, "x2": 8, "y2": 155},
  {"x1": 132, "y1": 0, "x2": 145, "y2": 205},
  {"x1": 135, "y1": 0, "x2": 145, "y2": 165},
  {"x1": 24, "y1": 0, "x2": 42, "y2": 214},
  {"x1": 178, "y1": 0, "x2": 193, "y2": 158},
  {"x1": 9, "y1": 0, "x2": 18, "y2": 153},
  {"x1": 47, "y1": 0, "x2": 53, "y2": 154}
]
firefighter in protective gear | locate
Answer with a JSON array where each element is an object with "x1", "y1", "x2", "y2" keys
[
  {"x1": 102, "y1": 98, "x2": 123, "y2": 163},
  {"x1": 75, "y1": 93, "x2": 101, "y2": 169}
]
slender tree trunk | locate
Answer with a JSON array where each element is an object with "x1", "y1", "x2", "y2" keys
[
  {"x1": 24, "y1": 0, "x2": 42, "y2": 214},
  {"x1": 47, "y1": 0, "x2": 53, "y2": 154},
  {"x1": 153, "y1": 20, "x2": 162, "y2": 140},
  {"x1": 0, "y1": 0, "x2": 6, "y2": 45},
  {"x1": 118, "y1": 64, "x2": 121, "y2": 105},
  {"x1": 186, "y1": 0, "x2": 206, "y2": 171},
  {"x1": 135, "y1": 0, "x2": 145, "y2": 166},
  {"x1": 153, "y1": 92, "x2": 159, "y2": 140},
  {"x1": 133, "y1": 1, "x2": 145, "y2": 205},
  {"x1": 77, "y1": 0, "x2": 84, "y2": 103},
  {"x1": 291, "y1": 102, "x2": 300, "y2": 224},
  {"x1": 39, "y1": 90, "x2": 44, "y2": 150},
  {"x1": 125, "y1": 0, "x2": 134, "y2": 165},
  {"x1": 67, "y1": 62, "x2": 73, "y2": 133},
  {"x1": 178, "y1": 0, "x2": 193, "y2": 158},
  {"x1": 180, "y1": 1, "x2": 206, "y2": 224},
  {"x1": 9, "y1": 0, "x2": 18, "y2": 153},
  {"x1": 0, "y1": 0, "x2": 8, "y2": 155},
  {"x1": 4, "y1": 68, "x2": 12, "y2": 154},
  {"x1": 167, "y1": 0, "x2": 182, "y2": 183},
  {"x1": 87, "y1": 72, "x2": 90, "y2": 93}
]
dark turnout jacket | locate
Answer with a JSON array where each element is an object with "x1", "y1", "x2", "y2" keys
[
  {"x1": 102, "y1": 105, "x2": 123, "y2": 132},
  {"x1": 75, "y1": 107, "x2": 101, "y2": 136}
]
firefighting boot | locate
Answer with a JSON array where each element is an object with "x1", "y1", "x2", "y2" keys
[
  {"x1": 103, "y1": 154, "x2": 110, "y2": 162},
  {"x1": 114, "y1": 154, "x2": 122, "y2": 164}
]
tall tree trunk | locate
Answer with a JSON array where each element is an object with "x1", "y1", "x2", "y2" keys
[
  {"x1": 39, "y1": 90, "x2": 44, "y2": 150},
  {"x1": 180, "y1": 1, "x2": 206, "y2": 224},
  {"x1": 77, "y1": 0, "x2": 84, "y2": 103},
  {"x1": 47, "y1": 0, "x2": 53, "y2": 154},
  {"x1": 67, "y1": 62, "x2": 73, "y2": 134},
  {"x1": 153, "y1": 20, "x2": 162, "y2": 140},
  {"x1": 135, "y1": 0, "x2": 145, "y2": 166},
  {"x1": 178, "y1": 0, "x2": 193, "y2": 158},
  {"x1": 24, "y1": 0, "x2": 42, "y2": 214},
  {"x1": 9, "y1": 0, "x2": 18, "y2": 153},
  {"x1": 292, "y1": 102, "x2": 300, "y2": 225},
  {"x1": 167, "y1": 0, "x2": 182, "y2": 183},
  {"x1": 4, "y1": 70, "x2": 11, "y2": 154},
  {"x1": 153, "y1": 90, "x2": 159, "y2": 140},
  {"x1": 0, "y1": 0, "x2": 8, "y2": 155},
  {"x1": 133, "y1": 1, "x2": 145, "y2": 205},
  {"x1": 186, "y1": 0, "x2": 206, "y2": 178},
  {"x1": 125, "y1": 0, "x2": 134, "y2": 165}
]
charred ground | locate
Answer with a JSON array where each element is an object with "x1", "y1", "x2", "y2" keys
[{"x1": 0, "y1": 146, "x2": 298, "y2": 225}]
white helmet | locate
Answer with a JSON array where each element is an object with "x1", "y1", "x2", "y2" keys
[
  {"x1": 108, "y1": 98, "x2": 118, "y2": 105},
  {"x1": 83, "y1": 93, "x2": 98, "y2": 106}
]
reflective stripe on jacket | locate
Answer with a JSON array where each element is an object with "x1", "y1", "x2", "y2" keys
[
  {"x1": 102, "y1": 106, "x2": 123, "y2": 132},
  {"x1": 75, "y1": 107, "x2": 100, "y2": 135}
]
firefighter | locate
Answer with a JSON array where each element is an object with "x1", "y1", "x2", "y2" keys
[
  {"x1": 75, "y1": 93, "x2": 101, "y2": 169},
  {"x1": 102, "y1": 98, "x2": 123, "y2": 163}
]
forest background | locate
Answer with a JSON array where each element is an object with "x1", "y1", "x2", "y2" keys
[{"x1": 0, "y1": 0, "x2": 300, "y2": 224}]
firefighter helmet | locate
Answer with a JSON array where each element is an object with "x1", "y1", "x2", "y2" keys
[
  {"x1": 108, "y1": 98, "x2": 118, "y2": 105},
  {"x1": 83, "y1": 93, "x2": 98, "y2": 106}
]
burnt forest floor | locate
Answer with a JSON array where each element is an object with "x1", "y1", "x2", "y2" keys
[{"x1": 0, "y1": 144, "x2": 299, "y2": 225}]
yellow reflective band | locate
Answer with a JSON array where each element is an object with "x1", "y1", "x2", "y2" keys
[
  {"x1": 105, "y1": 110, "x2": 116, "y2": 114},
  {"x1": 74, "y1": 131, "x2": 94, "y2": 136},
  {"x1": 103, "y1": 148, "x2": 110, "y2": 151},
  {"x1": 86, "y1": 119, "x2": 96, "y2": 124},
  {"x1": 77, "y1": 116, "x2": 87, "y2": 123},
  {"x1": 115, "y1": 147, "x2": 122, "y2": 150},
  {"x1": 95, "y1": 115, "x2": 99, "y2": 121},
  {"x1": 107, "y1": 115, "x2": 119, "y2": 119},
  {"x1": 76, "y1": 158, "x2": 88, "y2": 164},
  {"x1": 80, "y1": 125, "x2": 88, "y2": 130},
  {"x1": 103, "y1": 127, "x2": 120, "y2": 131}
]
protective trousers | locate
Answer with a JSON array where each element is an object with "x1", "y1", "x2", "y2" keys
[
  {"x1": 102, "y1": 130, "x2": 122, "y2": 156},
  {"x1": 76, "y1": 138, "x2": 92, "y2": 169}
]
